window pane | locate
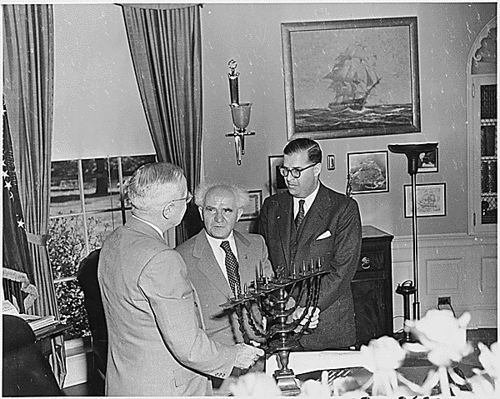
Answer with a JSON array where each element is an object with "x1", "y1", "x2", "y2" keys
[
  {"x1": 48, "y1": 215, "x2": 85, "y2": 280},
  {"x1": 83, "y1": 158, "x2": 121, "y2": 212},
  {"x1": 55, "y1": 279, "x2": 89, "y2": 339},
  {"x1": 50, "y1": 160, "x2": 82, "y2": 216},
  {"x1": 87, "y1": 212, "x2": 123, "y2": 250}
]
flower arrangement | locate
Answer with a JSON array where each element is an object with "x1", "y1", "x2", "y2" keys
[{"x1": 224, "y1": 309, "x2": 497, "y2": 398}]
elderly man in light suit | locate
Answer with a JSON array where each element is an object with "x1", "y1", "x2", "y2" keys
[
  {"x1": 98, "y1": 163, "x2": 263, "y2": 397},
  {"x1": 176, "y1": 183, "x2": 274, "y2": 348}
]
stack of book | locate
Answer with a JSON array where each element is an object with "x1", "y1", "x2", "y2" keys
[{"x1": 17, "y1": 314, "x2": 58, "y2": 332}]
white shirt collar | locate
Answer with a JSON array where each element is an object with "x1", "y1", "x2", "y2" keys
[{"x1": 293, "y1": 182, "x2": 320, "y2": 217}]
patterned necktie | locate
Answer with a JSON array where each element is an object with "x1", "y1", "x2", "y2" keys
[
  {"x1": 295, "y1": 199, "x2": 306, "y2": 229},
  {"x1": 220, "y1": 241, "x2": 242, "y2": 297}
]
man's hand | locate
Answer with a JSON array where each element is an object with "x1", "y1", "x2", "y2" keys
[
  {"x1": 292, "y1": 306, "x2": 320, "y2": 331},
  {"x1": 234, "y1": 343, "x2": 265, "y2": 369}
]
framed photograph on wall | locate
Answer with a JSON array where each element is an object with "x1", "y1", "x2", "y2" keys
[
  {"x1": 347, "y1": 151, "x2": 388, "y2": 194},
  {"x1": 268, "y1": 155, "x2": 287, "y2": 195},
  {"x1": 281, "y1": 17, "x2": 420, "y2": 140},
  {"x1": 404, "y1": 183, "x2": 446, "y2": 217},
  {"x1": 240, "y1": 190, "x2": 262, "y2": 221},
  {"x1": 417, "y1": 148, "x2": 438, "y2": 173}
]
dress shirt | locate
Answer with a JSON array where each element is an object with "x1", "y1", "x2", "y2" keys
[
  {"x1": 205, "y1": 231, "x2": 239, "y2": 285},
  {"x1": 293, "y1": 182, "x2": 320, "y2": 219}
]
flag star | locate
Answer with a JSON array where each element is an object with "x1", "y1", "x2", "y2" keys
[
  {"x1": 2, "y1": 170, "x2": 8, "y2": 178},
  {"x1": 4, "y1": 180, "x2": 12, "y2": 190},
  {"x1": 17, "y1": 219, "x2": 25, "y2": 228}
]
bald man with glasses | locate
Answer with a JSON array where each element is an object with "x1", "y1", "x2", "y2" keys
[{"x1": 260, "y1": 138, "x2": 362, "y2": 351}]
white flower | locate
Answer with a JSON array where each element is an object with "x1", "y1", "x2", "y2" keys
[
  {"x1": 227, "y1": 372, "x2": 282, "y2": 396},
  {"x1": 405, "y1": 309, "x2": 473, "y2": 367},
  {"x1": 359, "y1": 336, "x2": 406, "y2": 372},
  {"x1": 477, "y1": 342, "x2": 499, "y2": 380}
]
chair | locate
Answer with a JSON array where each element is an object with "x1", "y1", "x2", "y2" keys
[
  {"x1": 76, "y1": 248, "x2": 107, "y2": 396},
  {"x1": 2, "y1": 315, "x2": 63, "y2": 397}
]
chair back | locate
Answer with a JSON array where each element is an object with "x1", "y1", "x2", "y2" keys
[{"x1": 76, "y1": 248, "x2": 107, "y2": 395}]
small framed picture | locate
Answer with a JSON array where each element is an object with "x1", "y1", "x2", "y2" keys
[
  {"x1": 240, "y1": 190, "x2": 262, "y2": 221},
  {"x1": 417, "y1": 148, "x2": 438, "y2": 173},
  {"x1": 347, "y1": 151, "x2": 389, "y2": 194},
  {"x1": 268, "y1": 155, "x2": 287, "y2": 195},
  {"x1": 404, "y1": 183, "x2": 446, "y2": 217}
]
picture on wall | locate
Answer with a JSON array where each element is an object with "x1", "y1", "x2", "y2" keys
[
  {"x1": 417, "y1": 148, "x2": 438, "y2": 173},
  {"x1": 347, "y1": 151, "x2": 388, "y2": 194},
  {"x1": 281, "y1": 17, "x2": 421, "y2": 140},
  {"x1": 240, "y1": 190, "x2": 262, "y2": 221},
  {"x1": 268, "y1": 155, "x2": 287, "y2": 196},
  {"x1": 404, "y1": 183, "x2": 446, "y2": 217}
]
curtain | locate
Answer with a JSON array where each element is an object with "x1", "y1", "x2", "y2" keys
[
  {"x1": 3, "y1": 4, "x2": 66, "y2": 385},
  {"x1": 120, "y1": 3, "x2": 203, "y2": 244}
]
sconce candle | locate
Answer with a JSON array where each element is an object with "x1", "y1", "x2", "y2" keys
[
  {"x1": 226, "y1": 59, "x2": 255, "y2": 165},
  {"x1": 228, "y1": 59, "x2": 239, "y2": 105}
]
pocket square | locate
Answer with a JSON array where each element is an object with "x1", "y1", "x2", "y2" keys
[{"x1": 316, "y1": 230, "x2": 331, "y2": 240}]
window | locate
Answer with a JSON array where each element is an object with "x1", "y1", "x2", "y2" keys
[
  {"x1": 48, "y1": 155, "x2": 155, "y2": 339},
  {"x1": 467, "y1": 17, "x2": 497, "y2": 235}
]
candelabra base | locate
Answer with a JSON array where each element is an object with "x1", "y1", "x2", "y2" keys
[{"x1": 273, "y1": 369, "x2": 301, "y2": 396}]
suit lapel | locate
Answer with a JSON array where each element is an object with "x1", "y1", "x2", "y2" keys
[
  {"x1": 233, "y1": 231, "x2": 256, "y2": 286},
  {"x1": 276, "y1": 195, "x2": 293, "y2": 272},
  {"x1": 192, "y1": 232, "x2": 231, "y2": 297},
  {"x1": 296, "y1": 185, "x2": 333, "y2": 250}
]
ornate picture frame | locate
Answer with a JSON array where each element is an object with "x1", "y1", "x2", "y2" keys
[{"x1": 281, "y1": 17, "x2": 421, "y2": 140}]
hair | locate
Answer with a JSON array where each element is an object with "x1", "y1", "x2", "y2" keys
[
  {"x1": 194, "y1": 182, "x2": 250, "y2": 209},
  {"x1": 126, "y1": 162, "x2": 184, "y2": 212},
  {"x1": 283, "y1": 138, "x2": 322, "y2": 164}
]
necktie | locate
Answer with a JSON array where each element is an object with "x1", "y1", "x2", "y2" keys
[
  {"x1": 220, "y1": 241, "x2": 242, "y2": 297},
  {"x1": 295, "y1": 199, "x2": 306, "y2": 229}
]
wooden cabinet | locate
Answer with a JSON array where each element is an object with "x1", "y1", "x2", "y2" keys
[{"x1": 351, "y1": 225, "x2": 394, "y2": 347}]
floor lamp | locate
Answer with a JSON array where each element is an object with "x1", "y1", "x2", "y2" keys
[{"x1": 388, "y1": 142, "x2": 438, "y2": 340}]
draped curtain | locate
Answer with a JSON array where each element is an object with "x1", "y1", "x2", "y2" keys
[
  {"x1": 2, "y1": 4, "x2": 66, "y2": 385},
  {"x1": 120, "y1": 3, "x2": 203, "y2": 244}
]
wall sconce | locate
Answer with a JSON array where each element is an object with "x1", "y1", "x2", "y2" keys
[{"x1": 227, "y1": 59, "x2": 255, "y2": 165}]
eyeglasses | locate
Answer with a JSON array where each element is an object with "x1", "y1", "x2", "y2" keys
[
  {"x1": 170, "y1": 192, "x2": 193, "y2": 204},
  {"x1": 279, "y1": 163, "x2": 317, "y2": 178}
]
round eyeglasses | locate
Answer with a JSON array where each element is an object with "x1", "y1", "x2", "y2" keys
[{"x1": 279, "y1": 163, "x2": 316, "y2": 178}]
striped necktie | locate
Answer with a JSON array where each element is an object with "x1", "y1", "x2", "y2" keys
[
  {"x1": 220, "y1": 241, "x2": 241, "y2": 297},
  {"x1": 295, "y1": 199, "x2": 306, "y2": 229}
]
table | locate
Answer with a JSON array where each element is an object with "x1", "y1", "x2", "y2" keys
[{"x1": 35, "y1": 322, "x2": 69, "y2": 388}]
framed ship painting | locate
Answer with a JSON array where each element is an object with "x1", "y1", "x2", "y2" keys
[
  {"x1": 281, "y1": 17, "x2": 421, "y2": 140},
  {"x1": 347, "y1": 151, "x2": 389, "y2": 194}
]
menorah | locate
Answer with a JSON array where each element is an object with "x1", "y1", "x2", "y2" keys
[{"x1": 220, "y1": 259, "x2": 328, "y2": 396}]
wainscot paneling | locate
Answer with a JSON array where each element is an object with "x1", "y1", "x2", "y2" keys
[{"x1": 391, "y1": 233, "x2": 497, "y2": 332}]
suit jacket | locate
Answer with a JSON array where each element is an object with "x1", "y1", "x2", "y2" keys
[
  {"x1": 98, "y1": 217, "x2": 237, "y2": 397},
  {"x1": 176, "y1": 230, "x2": 274, "y2": 346},
  {"x1": 260, "y1": 183, "x2": 362, "y2": 350}
]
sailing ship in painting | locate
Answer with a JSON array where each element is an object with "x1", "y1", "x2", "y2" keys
[
  {"x1": 293, "y1": 43, "x2": 416, "y2": 136},
  {"x1": 323, "y1": 45, "x2": 382, "y2": 113}
]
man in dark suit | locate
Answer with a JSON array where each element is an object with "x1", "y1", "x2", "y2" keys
[
  {"x1": 260, "y1": 138, "x2": 362, "y2": 351},
  {"x1": 98, "y1": 163, "x2": 263, "y2": 396}
]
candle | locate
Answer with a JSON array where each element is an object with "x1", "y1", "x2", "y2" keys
[
  {"x1": 228, "y1": 59, "x2": 239, "y2": 105},
  {"x1": 229, "y1": 75, "x2": 239, "y2": 105}
]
